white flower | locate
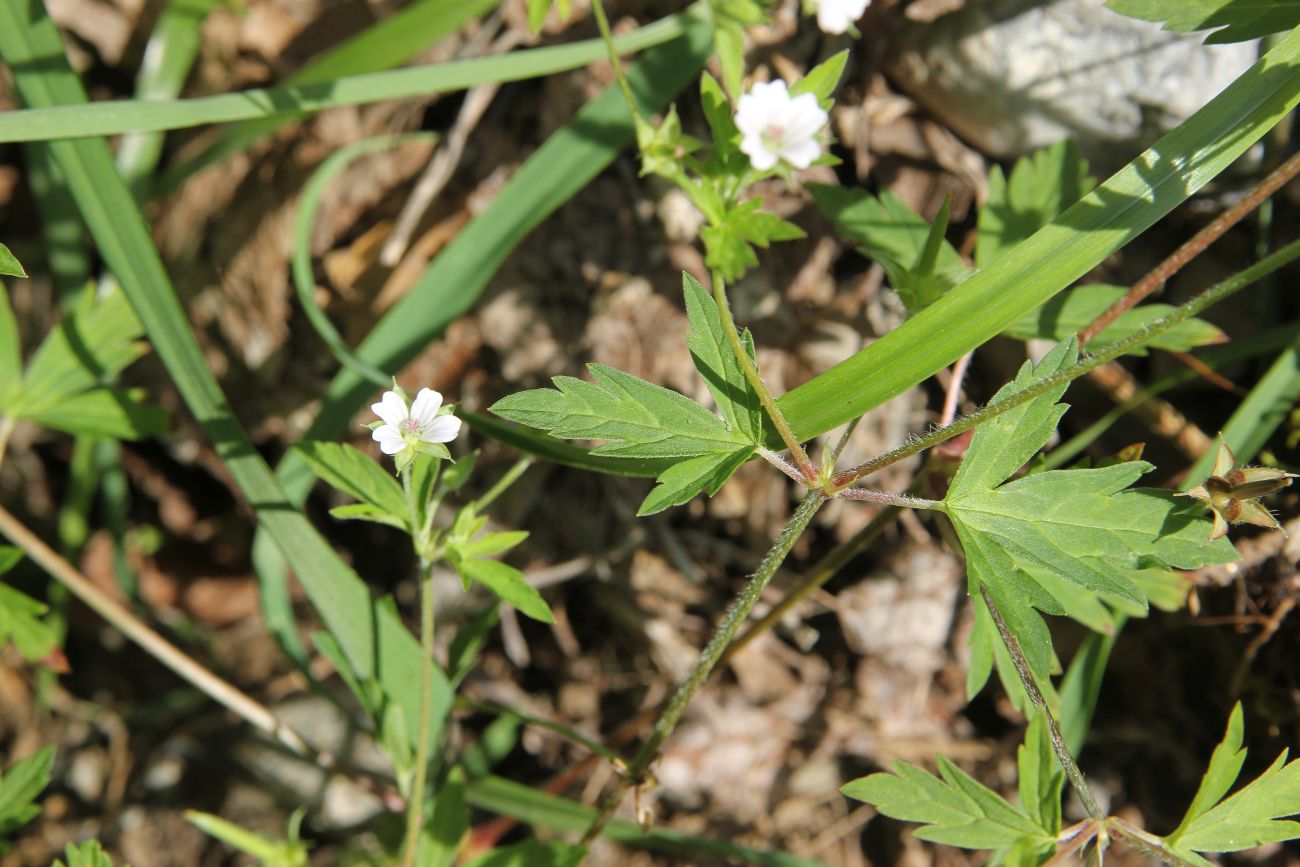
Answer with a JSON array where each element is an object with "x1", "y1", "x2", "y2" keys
[
  {"x1": 813, "y1": 0, "x2": 870, "y2": 34},
  {"x1": 371, "y1": 388, "x2": 461, "y2": 456},
  {"x1": 735, "y1": 80, "x2": 828, "y2": 172}
]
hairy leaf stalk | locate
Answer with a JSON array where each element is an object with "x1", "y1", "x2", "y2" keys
[
  {"x1": 980, "y1": 585, "x2": 1103, "y2": 821},
  {"x1": 580, "y1": 490, "x2": 827, "y2": 847}
]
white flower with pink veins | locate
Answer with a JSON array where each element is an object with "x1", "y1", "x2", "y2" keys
[
  {"x1": 814, "y1": 0, "x2": 870, "y2": 35},
  {"x1": 734, "y1": 80, "x2": 828, "y2": 172},
  {"x1": 371, "y1": 388, "x2": 461, "y2": 456}
]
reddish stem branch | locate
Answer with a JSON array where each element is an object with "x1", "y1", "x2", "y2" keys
[{"x1": 1078, "y1": 150, "x2": 1300, "y2": 347}]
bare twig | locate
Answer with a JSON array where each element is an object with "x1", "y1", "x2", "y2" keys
[{"x1": 0, "y1": 503, "x2": 312, "y2": 758}]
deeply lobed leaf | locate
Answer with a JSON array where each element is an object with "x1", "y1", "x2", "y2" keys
[
  {"x1": 1165, "y1": 702, "x2": 1300, "y2": 858},
  {"x1": 843, "y1": 756, "x2": 1054, "y2": 851},
  {"x1": 945, "y1": 341, "x2": 1236, "y2": 700}
]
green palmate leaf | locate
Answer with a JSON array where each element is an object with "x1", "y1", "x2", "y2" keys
[
  {"x1": 0, "y1": 244, "x2": 24, "y2": 278},
  {"x1": 702, "y1": 197, "x2": 806, "y2": 282},
  {"x1": 682, "y1": 273, "x2": 762, "y2": 441},
  {"x1": 293, "y1": 441, "x2": 408, "y2": 525},
  {"x1": 1005, "y1": 283, "x2": 1225, "y2": 353},
  {"x1": 1165, "y1": 703, "x2": 1300, "y2": 861},
  {"x1": 811, "y1": 186, "x2": 971, "y2": 312},
  {"x1": 944, "y1": 341, "x2": 1237, "y2": 697},
  {"x1": 0, "y1": 583, "x2": 58, "y2": 663},
  {"x1": 842, "y1": 755, "x2": 1054, "y2": 851},
  {"x1": 491, "y1": 364, "x2": 749, "y2": 459},
  {"x1": 54, "y1": 840, "x2": 121, "y2": 867},
  {"x1": 22, "y1": 387, "x2": 166, "y2": 439},
  {"x1": 636, "y1": 447, "x2": 752, "y2": 516},
  {"x1": 451, "y1": 556, "x2": 553, "y2": 624},
  {"x1": 489, "y1": 309, "x2": 759, "y2": 514},
  {"x1": 0, "y1": 746, "x2": 52, "y2": 842},
  {"x1": 1106, "y1": 0, "x2": 1300, "y2": 43},
  {"x1": 976, "y1": 140, "x2": 1093, "y2": 268}
]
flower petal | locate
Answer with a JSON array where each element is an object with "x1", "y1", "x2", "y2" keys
[
  {"x1": 423, "y1": 414, "x2": 462, "y2": 444},
  {"x1": 373, "y1": 425, "x2": 407, "y2": 455},
  {"x1": 409, "y1": 388, "x2": 443, "y2": 425},
  {"x1": 781, "y1": 138, "x2": 822, "y2": 169},
  {"x1": 372, "y1": 391, "x2": 408, "y2": 427},
  {"x1": 741, "y1": 136, "x2": 779, "y2": 170}
]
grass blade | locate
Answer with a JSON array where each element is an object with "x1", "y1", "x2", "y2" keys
[
  {"x1": 164, "y1": 0, "x2": 498, "y2": 189},
  {"x1": 779, "y1": 29, "x2": 1300, "y2": 443},
  {"x1": 0, "y1": 0, "x2": 451, "y2": 751},
  {"x1": 0, "y1": 7, "x2": 700, "y2": 143}
]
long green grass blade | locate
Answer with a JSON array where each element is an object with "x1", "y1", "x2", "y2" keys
[
  {"x1": 0, "y1": 0, "x2": 449, "y2": 751},
  {"x1": 0, "y1": 7, "x2": 699, "y2": 143},
  {"x1": 778, "y1": 29, "x2": 1300, "y2": 443},
  {"x1": 165, "y1": 0, "x2": 497, "y2": 189},
  {"x1": 116, "y1": 0, "x2": 217, "y2": 197},
  {"x1": 465, "y1": 774, "x2": 834, "y2": 867}
]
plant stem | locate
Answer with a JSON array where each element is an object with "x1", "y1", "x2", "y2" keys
[
  {"x1": 829, "y1": 236, "x2": 1300, "y2": 491},
  {"x1": 726, "y1": 503, "x2": 899, "y2": 660},
  {"x1": 834, "y1": 487, "x2": 941, "y2": 508},
  {"x1": 711, "y1": 271, "x2": 816, "y2": 480},
  {"x1": 589, "y1": 0, "x2": 641, "y2": 122},
  {"x1": 1078, "y1": 149, "x2": 1300, "y2": 346},
  {"x1": 400, "y1": 467, "x2": 437, "y2": 867},
  {"x1": 579, "y1": 490, "x2": 827, "y2": 847},
  {"x1": 473, "y1": 455, "x2": 532, "y2": 512},
  {"x1": 0, "y1": 502, "x2": 313, "y2": 757},
  {"x1": 1106, "y1": 818, "x2": 1202, "y2": 867},
  {"x1": 980, "y1": 585, "x2": 1103, "y2": 820}
]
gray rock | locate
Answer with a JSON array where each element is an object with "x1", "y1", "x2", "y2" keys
[{"x1": 887, "y1": 0, "x2": 1259, "y2": 163}]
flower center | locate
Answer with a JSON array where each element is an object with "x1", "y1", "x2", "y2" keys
[
  {"x1": 762, "y1": 123, "x2": 786, "y2": 149},
  {"x1": 400, "y1": 418, "x2": 424, "y2": 437}
]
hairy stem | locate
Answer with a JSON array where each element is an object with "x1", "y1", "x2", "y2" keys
[
  {"x1": 711, "y1": 271, "x2": 816, "y2": 480},
  {"x1": 1107, "y1": 819, "x2": 1202, "y2": 867},
  {"x1": 829, "y1": 236, "x2": 1300, "y2": 491},
  {"x1": 400, "y1": 469, "x2": 437, "y2": 867},
  {"x1": 980, "y1": 585, "x2": 1103, "y2": 820},
  {"x1": 1078, "y1": 149, "x2": 1300, "y2": 345},
  {"x1": 580, "y1": 490, "x2": 827, "y2": 847},
  {"x1": 589, "y1": 0, "x2": 641, "y2": 122}
]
